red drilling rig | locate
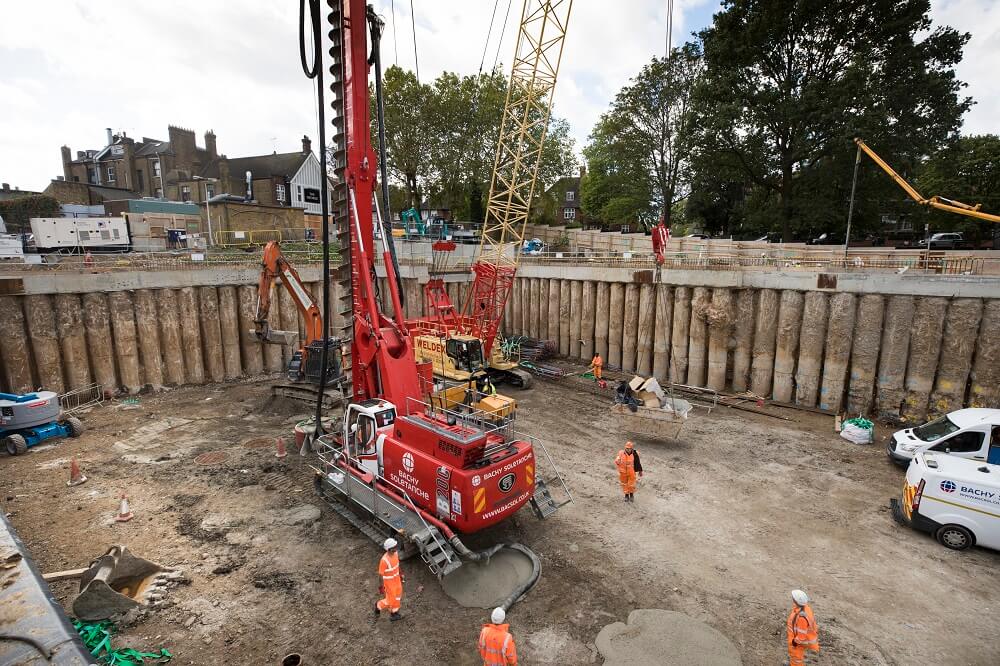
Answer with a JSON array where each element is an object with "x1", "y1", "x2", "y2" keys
[{"x1": 302, "y1": 0, "x2": 569, "y2": 580}]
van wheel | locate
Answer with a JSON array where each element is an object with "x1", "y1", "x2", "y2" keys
[{"x1": 936, "y1": 524, "x2": 974, "y2": 550}]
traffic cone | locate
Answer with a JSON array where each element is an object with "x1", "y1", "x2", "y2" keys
[
  {"x1": 275, "y1": 436, "x2": 288, "y2": 459},
  {"x1": 115, "y1": 493, "x2": 134, "y2": 522},
  {"x1": 66, "y1": 458, "x2": 88, "y2": 487}
]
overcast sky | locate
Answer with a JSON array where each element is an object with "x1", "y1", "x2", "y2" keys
[{"x1": 1, "y1": 1, "x2": 997, "y2": 192}]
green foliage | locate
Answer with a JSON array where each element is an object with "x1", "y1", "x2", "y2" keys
[
  {"x1": 0, "y1": 194, "x2": 60, "y2": 233},
  {"x1": 689, "y1": 0, "x2": 971, "y2": 241},
  {"x1": 581, "y1": 45, "x2": 703, "y2": 229},
  {"x1": 915, "y1": 134, "x2": 1000, "y2": 244},
  {"x1": 377, "y1": 66, "x2": 576, "y2": 221}
]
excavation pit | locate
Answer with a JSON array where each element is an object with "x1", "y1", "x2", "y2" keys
[{"x1": 440, "y1": 546, "x2": 537, "y2": 609}]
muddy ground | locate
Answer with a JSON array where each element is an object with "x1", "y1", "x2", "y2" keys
[{"x1": 2, "y1": 374, "x2": 999, "y2": 665}]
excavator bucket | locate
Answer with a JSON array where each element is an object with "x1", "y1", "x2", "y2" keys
[
  {"x1": 253, "y1": 327, "x2": 298, "y2": 345},
  {"x1": 72, "y1": 546, "x2": 184, "y2": 621}
]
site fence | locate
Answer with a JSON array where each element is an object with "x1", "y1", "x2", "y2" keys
[{"x1": 211, "y1": 227, "x2": 318, "y2": 246}]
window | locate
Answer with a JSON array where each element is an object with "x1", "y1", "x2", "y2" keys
[
  {"x1": 297, "y1": 185, "x2": 303, "y2": 201},
  {"x1": 621, "y1": 225, "x2": 631, "y2": 233},
  {"x1": 930, "y1": 430, "x2": 985, "y2": 454},
  {"x1": 205, "y1": 184, "x2": 215, "y2": 199},
  {"x1": 155, "y1": 188, "x2": 163, "y2": 198},
  {"x1": 153, "y1": 161, "x2": 161, "y2": 178},
  {"x1": 107, "y1": 166, "x2": 116, "y2": 182},
  {"x1": 566, "y1": 191, "x2": 575, "y2": 202},
  {"x1": 563, "y1": 208, "x2": 575, "y2": 220},
  {"x1": 87, "y1": 166, "x2": 99, "y2": 184},
  {"x1": 913, "y1": 416, "x2": 960, "y2": 442},
  {"x1": 276, "y1": 183, "x2": 286, "y2": 204},
  {"x1": 137, "y1": 170, "x2": 144, "y2": 191},
  {"x1": 181, "y1": 185, "x2": 191, "y2": 202}
]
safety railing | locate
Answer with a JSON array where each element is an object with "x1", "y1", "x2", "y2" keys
[
  {"x1": 403, "y1": 394, "x2": 515, "y2": 443},
  {"x1": 514, "y1": 430, "x2": 573, "y2": 508},
  {"x1": 0, "y1": 248, "x2": 333, "y2": 273},
  {"x1": 211, "y1": 227, "x2": 319, "y2": 246}
]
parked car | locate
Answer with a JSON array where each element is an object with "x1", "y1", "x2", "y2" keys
[
  {"x1": 886, "y1": 408, "x2": 1000, "y2": 466},
  {"x1": 807, "y1": 232, "x2": 846, "y2": 245},
  {"x1": 917, "y1": 232, "x2": 966, "y2": 250},
  {"x1": 891, "y1": 452, "x2": 1000, "y2": 551},
  {"x1": 682, "y1": 233, "x2": 710, "y2": 240}
]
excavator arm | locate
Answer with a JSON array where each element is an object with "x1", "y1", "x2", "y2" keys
[
  {"x1": 855, "y1": 138, "x2": 1000, "y2": 224},
  {"x1": 254, "y1": 240, "x2": 323, "y2": 347}
]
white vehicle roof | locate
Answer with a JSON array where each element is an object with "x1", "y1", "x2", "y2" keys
[
  {"x1": 944, "y1": 408, "x2": 1000, "y2": 429},
  {"x1": 918, "y1": 452, "x2": 1000, "y2": 486}
]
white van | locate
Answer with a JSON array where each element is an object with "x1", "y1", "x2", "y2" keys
[
  {"x1": 886, "y1": 408, "x2": 1000, "y2": 466},
  {"x1": 891, "y1": 452, "x2": 1000, "y2": 551}
]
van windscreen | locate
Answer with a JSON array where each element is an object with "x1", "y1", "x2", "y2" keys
[{"x1": 914, "y1": 416, "x2": 960, "y2": 442}]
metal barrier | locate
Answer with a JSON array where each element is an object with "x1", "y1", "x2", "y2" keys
[
  {"x1": 58, "y1": 383, "x2": 105, "y2": 414},
  {"x1": 212, "y1": 228, "x2": 317, "y2": 246},
  {"x1": 0, "y1": 248, "x2": 332, "y2": 273}
]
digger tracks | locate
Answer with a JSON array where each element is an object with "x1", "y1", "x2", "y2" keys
[{"x1": 327, "y1": 0, "x2": 354, "y2": 395}]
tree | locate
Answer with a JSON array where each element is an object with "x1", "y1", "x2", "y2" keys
[
  {"x1": 378, "y1": 67, "x2": 433, "y2": 209},
  {"x1": 376, "y1": 66, "x2": 576, "y2": 222},
  {"x1": 0, "y1": 195, "x2": 60, "y2": 234},
  {"x1": 915, "y1": 134, "x2": 1000, "y2": 245},
  {"x1": 581, "y1": 45, "x2": 704, "y2": 230},
  {"x1": 695, "y1": 0, "x2": 971, "y2": 241}
]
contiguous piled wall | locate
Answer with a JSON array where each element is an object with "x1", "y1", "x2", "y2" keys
[{"x1": 1, "y1": 265, "x2": 997, "y2": 422}]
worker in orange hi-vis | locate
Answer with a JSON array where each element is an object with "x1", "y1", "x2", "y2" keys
[
  {"x1": 614, "y1": 441, "x2": 643, "y2": 502},
  {"x1": 588, "y1": 352, "x2": 603, "y2": 380},
  {"x1": 374, "y1": 538, "x2": 404, "y2": 621},
  {"x1": 652, "y1": 215, "x2": 670, "y2": 265},
  {"x1": 786, "y1": 589, "x2": 819, "y2": 666},
  {"x1": 479, "y1": 607, "x2": 518, "y2": 666}
]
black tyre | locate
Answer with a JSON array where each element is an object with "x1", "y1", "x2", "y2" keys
[
  {"x1": 5, "y1": 434, "x2": 28, "y2": 456},
  {"x1": 66, "y1": 416, "x2": 84, "y2": 437},
  {"x1": 936, "y1": 524, "x2": 974, "y2": 551}
]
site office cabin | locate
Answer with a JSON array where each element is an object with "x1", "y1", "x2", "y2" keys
[{"x1": 348, "y1": 399, "x2": 535, "y2": 533}]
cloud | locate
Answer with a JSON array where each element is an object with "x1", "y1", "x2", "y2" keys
[
  {"x1": 930, "y1": 0, "x2": 1000, "y2": 136},
  {"x1": 0, "y1": 1, "x2": 995, "y2": 192}
]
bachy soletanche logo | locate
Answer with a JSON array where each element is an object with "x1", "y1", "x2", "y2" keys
[{"x1": 940, "y1": 480, "x2": 957, "y2": 493}]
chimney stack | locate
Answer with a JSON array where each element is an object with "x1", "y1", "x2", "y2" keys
[
  {"x1": 1, "y1": 184, "x2": 9, "y2": 191},
  {"x1": 106, "y1": 128, "x2": 113, "y2": 146},
  {"x1": 579, "y1": 164, "x2": 587, "y2": 179},
  {"x1": 302, "y1": 135, "x2": 312, "y2": 155}
]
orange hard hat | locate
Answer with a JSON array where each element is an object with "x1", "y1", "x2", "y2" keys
[{"x1": 625, "y1": 441, "x2": 634, "y2": 449}]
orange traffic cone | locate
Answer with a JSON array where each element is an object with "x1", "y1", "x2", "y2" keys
[
  {"x1": 115, "y1": 493, "x2": 134, "y2": 522},
  {"x1": 275, "y1": 436, "x2": 288, "y2": 459},
  {"x1": 66, "y1": 458, "x2": 88, "y2": 487}
]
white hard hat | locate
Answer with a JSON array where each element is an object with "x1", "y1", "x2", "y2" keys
[
  {"x1": 383, "y1": 538, "x2": 398, "y2": 550},
  {"x1": 791, "y1": 589, "x2": 809, "y2": 606},
  {"x1": 491, "y1": 607, "x2": 506, "y2": 624}
]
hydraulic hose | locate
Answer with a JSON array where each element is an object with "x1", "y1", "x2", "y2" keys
[{"x1": 300, "y1": 0, "x2": 333, "y2": 440}]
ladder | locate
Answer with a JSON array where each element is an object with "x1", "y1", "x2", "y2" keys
[{"x1": 521, "y1": 432, "x2": 573, "y2": 519}]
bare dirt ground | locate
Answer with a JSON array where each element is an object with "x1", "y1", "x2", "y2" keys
[{"x1": 2, "y1": 373, "x2": 999, "y2": 665}]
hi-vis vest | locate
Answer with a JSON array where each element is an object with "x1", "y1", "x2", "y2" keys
[
  {"x1": 787, "y1": 604, "x2": 818, "y2": 648},
  {"x1": 478, "y1": 624, "x2": 516, "y2": 665}
]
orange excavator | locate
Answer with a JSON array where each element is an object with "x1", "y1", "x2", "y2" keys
[{"x1": 253, "y1": 239, "x2": 345, "y2": 404}]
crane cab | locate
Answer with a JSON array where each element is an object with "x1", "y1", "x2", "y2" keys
[{"x1": 343, "y1": 399, "x2": 397, "y2": 479}]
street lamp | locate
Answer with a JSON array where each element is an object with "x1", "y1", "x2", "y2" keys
[{"x1": 193, "y1": 176, "x2": 218, "y2": 247}]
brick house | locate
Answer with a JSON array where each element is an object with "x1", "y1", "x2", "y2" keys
[
  {"x1": 59, "y1": 128, "x2": 327, "y2": 214},
  {"x1": 537, "y1": 166, "x2": 587, "y2": 227},
  {"x1": 60, "y1": 126, "x2": 218, "y2": 201}
]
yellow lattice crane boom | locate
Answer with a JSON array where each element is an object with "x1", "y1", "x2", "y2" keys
[{"x1": 462, "y1": 0, "x2": 574, "y2": 355}]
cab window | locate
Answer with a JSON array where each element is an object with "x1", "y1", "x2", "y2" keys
[
  {"x1": 914, "y1": 416, "x2": 960, "y2": 442},
  {"x1": 375, "y1": 408, "x2": 396, "y2": 428},
  {"x1": 348, "y1": 410, "x2": 377, "y2": 456},
  {"x1": 446, "y1": 339, "x2": 483, "y2": 372},
  {"x1": 930, "y1": 430, "x2": 985, "y2": 453}
]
